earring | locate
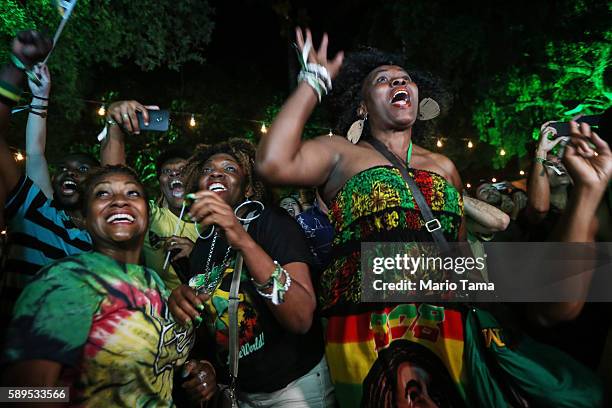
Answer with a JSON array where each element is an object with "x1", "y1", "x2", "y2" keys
[
  {"x1": 234, "y1": 197, "x2": 265, "y2": 222},
  {"x1": 417, "y1": 98, "x2": 440, "y2": 121},
  {"x1": 347, "y1": 113, "x2": 367, "y2": 144}
]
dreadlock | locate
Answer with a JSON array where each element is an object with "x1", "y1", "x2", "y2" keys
[
  {"x1": 327, "y1": 48, "x2": 452, "y2": 144},
  {"x1": 182, "y1": 138, "x2": 267, "y2": 202}
]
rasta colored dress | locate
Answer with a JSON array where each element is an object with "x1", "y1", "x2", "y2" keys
[
  {"x1": 320, "y1": 165, "x2": 467, "y2": 407},
  {"x1": 321, "y1": 165, "x2": 603, "y2": 408}
]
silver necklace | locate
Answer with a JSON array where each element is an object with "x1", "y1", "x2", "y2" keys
[{"x1": 201, "y1": 231, "x2": 232, "y2": 294}]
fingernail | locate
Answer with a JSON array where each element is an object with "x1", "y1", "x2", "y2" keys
[
  {"x1": 184, "y1": 318, "x2": 192, "y2": 327},
  {"x1": 185, "y1": 214, "x2": 193, "y2": 222},
  {"x1": 186, "y1": 193, "x2": 196, "y2": 200},
  {"x1": 194, "y1": 315, "x2": 203, "y2": 326},
  {"x1": 196, "y1": 304, "x2": 204, "y2": 311},
  {"x1": 181, "y1": 366, "x2": 190, "y2": 378}
]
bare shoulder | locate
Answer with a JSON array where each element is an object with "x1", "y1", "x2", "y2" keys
[{"x1": 413, "y1": 145, "x2": 462, "y2": 189}]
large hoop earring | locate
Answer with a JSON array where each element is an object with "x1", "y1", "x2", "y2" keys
[
  {"x1": 195, "y1": 223, "x2": 215, "y2": 240},
  {"x1": 234, "y1": 198, "x2": 264, "y2": 222}
]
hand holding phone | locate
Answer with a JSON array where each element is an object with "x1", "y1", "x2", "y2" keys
[
  {"x1": 548, "y1": 115, "x2": 600, "y2": 137},
  {"x1": 136, "y1": 109, "x2": 170, "y2": 132}
]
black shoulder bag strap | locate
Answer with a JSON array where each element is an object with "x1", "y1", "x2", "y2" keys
[
  {"x1": 367, "y1": 137, "x2": 450, "y2": 253},
  {"x1": 227, "y1": 210, "x2": 257, "y2": 407}
]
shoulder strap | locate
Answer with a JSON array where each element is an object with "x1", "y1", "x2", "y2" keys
[
  {"x1": 227, "y1": 210, "x2": 257, "y2": 400},
  {"x1": 367, "y1": 137, "x2": 450, "y2": 253}
]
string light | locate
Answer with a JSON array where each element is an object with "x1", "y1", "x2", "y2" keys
[
  {"x1": 466, "y1": 183, "x2": 471, "y2": 188},
  {"x1": 1, "y1": 229, "x2": 6, "y2": 235},
  {"x1": 499, "y1": 148, "x2": 506, "y2": 156},
  {"x1": 189, "y1": 114, "x2": 196, "y2": 127},
  {"x1": 97, "y1": 105, "x2": 106, "y2": 116},
  {"x1": 436, "y1": 139, "x2": 443, "y2": 148},
  {"x1": 15, "y1": 151, "x2": 24, "y2": 161},
  {"x1": 467, "y1": 140, "x2": 474, "y2": 149},
  {"x1": 260, "y1": 123, "x2": 268, "y2": 134},
  {"x1": 519, "y1": 170, "x2": 525, "y2": 176},
  {"x1": 491, "y1": 177, "x2": 497, "y2": 183}
]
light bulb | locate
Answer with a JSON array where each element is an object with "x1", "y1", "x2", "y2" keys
[
  {"x1": 97, "y1": 105, "x2": 106, "y2": 116},
  {"x1": 466, "y1": 183, "x2": 471, "y2": 188},
  {"x1": 467, "y1": 140, "x2": 474, "y2": 149},
  {"x1": 15, "y1": 152, "x2": 24, "y2": 161},
  {"x1": 189, "y1": 114, "x2": 196, "y2": 127},
  {"x1": 491, "y1": 177, "x2": 497, "y2": 183},
  {"x1": 519, "y1": 170, "x2": 525, "y2": 176},
  {"x1": 260, "y1": 123, "x2": 268, "y2": 134},
  {"x1": 500, "y1": 148, "x2": 506, "y2": 156},
  {"x1": 436, "y1": 139, "x2": 443, "y2": 148}
]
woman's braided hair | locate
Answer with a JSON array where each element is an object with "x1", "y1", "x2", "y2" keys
[{"x1": 182, "y1": 138, "x2": 267, "y2": 202}]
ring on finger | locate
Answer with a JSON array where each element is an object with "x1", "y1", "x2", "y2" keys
[{"x1": 122, "y1": 113, "x2": 129, "y2": 119}]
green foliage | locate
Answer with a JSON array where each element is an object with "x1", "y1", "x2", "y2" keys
[
  {"x1": 474, "y1": 38, "x2": 612, "y2": 168},
  {"x1": 0, "y1": 0, "x2": 214, "y2": 121}
]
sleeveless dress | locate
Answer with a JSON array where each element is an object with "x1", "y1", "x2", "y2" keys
[
  {"x1": 319, "y1": 165, "x2": 466, "y2": 407},
  {"x1": 320, "y1": 165, "x2": 604, "y2": 408}
]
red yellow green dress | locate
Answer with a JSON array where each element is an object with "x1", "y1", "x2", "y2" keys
[{"x1": 320, "y1": 165, "x2": 466, "y2": 407}]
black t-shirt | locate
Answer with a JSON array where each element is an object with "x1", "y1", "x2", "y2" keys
[{"x1": 188, "y1": 206, "x2": 324, "y2": 393}]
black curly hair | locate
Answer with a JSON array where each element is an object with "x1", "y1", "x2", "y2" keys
[
  {"x1": 80, "y1": 164, "x2": 149, "y2": 217},
  {"x1": 182, "y1": 138, "x2": 267, "y2": 202},
  {"x1": 328, "y1": 48, "x2": 452, "y2": 144}
]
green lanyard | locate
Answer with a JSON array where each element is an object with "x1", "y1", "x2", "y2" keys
[{"x1": 406, "y1": 141, "x2": 413, "y2": 167}]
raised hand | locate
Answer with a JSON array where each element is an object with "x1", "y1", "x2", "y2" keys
[
  {"x1": 28, "y1": 64, "x2": 51, "y2": 99},
  {"x1": 11, "y1": 31, "x2": 52, "y2": 67},
  {"x1": 295, "y1": 27, "x2": 344, "y2": 80},
  {"x1": 106, "y1": 100, "x2": 159, "y2": 134},
  {"x1": 537, "y1": 121, "x2": 567, "y2": 155},
  {"x1": 563, "y1": 121, "x2": 612, "y2": 191}
]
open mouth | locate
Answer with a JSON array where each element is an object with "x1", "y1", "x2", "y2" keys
[
  {"x1": 61, "y1": 180, "x2": 78, "y2": 195},
  {"x1": 169, "y1": 179, "x2": 184, "y2": 198},
  {"x1": 390, "y1": 89, "x2": 411, "y2": 107},
  {"x1": 106, "y1": 213, "x2": 135, "y2": 224},
  {"x1": 208, "y1": 182, "x2": 227, "y2": 193}
]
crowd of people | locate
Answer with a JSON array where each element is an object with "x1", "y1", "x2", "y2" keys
[{"x1": 0, "y1": 27, "x2": 611, "y2": 408}]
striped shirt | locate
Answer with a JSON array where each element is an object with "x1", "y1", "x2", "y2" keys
[{"x1": 0, "y1": 176, "x2": 92, "y2": 335}]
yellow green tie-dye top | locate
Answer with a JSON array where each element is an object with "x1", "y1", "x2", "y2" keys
[{"x1": 2, "y1": 251, "x2": 194, "y2": 407}]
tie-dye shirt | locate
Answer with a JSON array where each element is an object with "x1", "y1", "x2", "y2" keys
[{"x1": 2, "y1": 251, "x2": 194, "y2": 407}]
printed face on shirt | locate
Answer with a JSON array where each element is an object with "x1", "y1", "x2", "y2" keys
[
  {"x1": 86, "y1": 173, "x2": 149, "y2": 248},
  {"x1": 395, "y1": 363, "x2": 439, "y2": 408},
  {"x1": 362, "y1": 65, "x2": 419, "y2": 131},
  {"x1": 158, "y1": 158, "x2": 187, "y2": 210},
  {"x1": 198, "y1": 153, "x2": 249, "y2": 208},
  {"x1": 52, "y1": 155, "x2": 98, "y2": 210}
]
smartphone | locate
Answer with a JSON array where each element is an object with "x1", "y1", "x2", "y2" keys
[
  {"x1": 548, "y1": 115, "x2": 600, "y2": 136},
  {"x1": 136, "y1": 109, "x2": 170, "y2": 132},
  {"x1": 492, "y1": 181, "x2": 511, "y2": 191}
]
